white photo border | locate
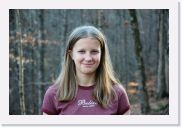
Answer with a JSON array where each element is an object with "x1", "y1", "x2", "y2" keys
[{"x1": 0, "y1": 0, "x2": 180, "y2": 125}]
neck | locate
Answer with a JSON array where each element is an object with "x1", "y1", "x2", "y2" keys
[{"x1": 76, "y1": 73, "x2": 96, "y2": 87}]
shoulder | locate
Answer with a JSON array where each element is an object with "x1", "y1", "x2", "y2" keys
[
  {"x1": 113, "y1": 84, "x2": 130, "y2": 114},
  {"x1": 112, "y1": 84, "x2": 127, "y2": 96},
  {"x1": 42, "y1": 84, "x2": 59, "y2": 114},
  {"x1": 45, "y1": 84, "x2": 58, "y2": 97}
]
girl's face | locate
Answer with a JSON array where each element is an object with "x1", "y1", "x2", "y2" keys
[{"x1": 70, "y1": 37, "x2": 101, "y2": 76}]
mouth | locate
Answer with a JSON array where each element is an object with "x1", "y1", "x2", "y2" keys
[{"x1": 82, "y1": 63, "x2": 94, "y2": 67}]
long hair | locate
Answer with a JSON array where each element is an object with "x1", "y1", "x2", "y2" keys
[{"x1": 55, "y1": 25, "x2": 121, "y2": 108}]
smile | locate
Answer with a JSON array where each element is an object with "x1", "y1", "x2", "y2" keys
[{"x1": 82, "y1": 63, "x2": 94, "y2": 67}]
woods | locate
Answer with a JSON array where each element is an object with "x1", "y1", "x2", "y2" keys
[
  {"x1": 9, "y1": 9, "x2": 169, "y2": 115},
  {"x1": 129, "y1": 9, "x2": 150, "y2": 113}
]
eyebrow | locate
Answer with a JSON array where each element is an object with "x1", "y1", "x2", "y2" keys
[{"x1": 77, "y1": 48, "x2": 100, "y2": 51}]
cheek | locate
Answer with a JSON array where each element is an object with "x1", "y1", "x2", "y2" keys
[
  {"x1": 72, "y1": 54, "x2": 84, "y2": 63},
  {"x1": 94, "y1": 54, "x2": 101, "y2": 63}
]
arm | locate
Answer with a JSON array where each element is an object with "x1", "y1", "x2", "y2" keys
[
  {"x1": 116, "y1": 85, "x2": 131, "y2": 115},
  {"x1": 123, "y1": 109, "x2": 131, "y2": 115},
  {"x1": 43, "y1": 112, "x2": 48, "y2": 115},
  {"x1": 41, "y1": 85, "x2": 58, "y2": 115}
]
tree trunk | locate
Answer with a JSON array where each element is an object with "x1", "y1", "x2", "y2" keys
[
  {"x1": 15, "y1": 10, "x2": 26, "y2": 115},
  {"x1": 40, "y1": 9, "x2": 46, "y2": 105},
  {"x1": 60, "y1": 9, "x2": 68, "y2": 72},
  {"x1": 37, "y1": 9, "x2": 46, "y2": 114},
  {"x1": 163, "y1": 10, "x2": 169, "y2": 95},
  {"x1": 156, "y1": 10, "x2": 169, "y2": 99},
  {"x1": 123, "y1": 10, "x2": 129, "y2": 87},
  {"x1": 129, "y1": 9, "x2": 150, "y2": 114},
  {"x1": 97, "y1": 10, "x2": 104, "y2": 29}
]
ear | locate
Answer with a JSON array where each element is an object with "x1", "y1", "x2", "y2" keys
[{"x1": 68, "y1": 50, "x2": 73, "y2": 59}]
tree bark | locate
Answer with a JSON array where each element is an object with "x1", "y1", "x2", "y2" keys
[
  {"x1": 123, "y1": 10, "x2": 129, "y2": 87},
  {"x1": 15, "y1": 10, "x2": 26, "y2": 115},
  {"x1": 37, "y1": 9, "x2": 45, "y2": 114},
  {"x1": 129, "y1": 9, "x2": 150, "y2": 114},
  {"x1": 156, "y1": 10, "x2": 169, "y2": 99}
]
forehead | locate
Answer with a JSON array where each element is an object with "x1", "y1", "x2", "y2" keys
[{"x1": 73, "y1": 38, "x2": 101, "y2": 49}]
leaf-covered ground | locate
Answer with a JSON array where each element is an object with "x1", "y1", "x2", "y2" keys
[{"x1": 130, "y1": 97, "x2": 169, "y2": 115}]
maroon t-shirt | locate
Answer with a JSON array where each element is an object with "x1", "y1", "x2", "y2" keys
[{"x1": 41, "y1": 84, "x2": 130, "y2": 115}]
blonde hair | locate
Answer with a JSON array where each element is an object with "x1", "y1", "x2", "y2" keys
[{"x1": 55, "y1": 25, "x2": 121, "y2": 108}]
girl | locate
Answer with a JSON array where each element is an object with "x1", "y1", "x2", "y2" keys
[{"x1": 41, "y1": 26, "x2": 130, "y2": 115}]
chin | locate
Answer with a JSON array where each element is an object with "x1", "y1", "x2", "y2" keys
[{"x1": 82, "y1": 70, "x2": 96, "y2": 75}]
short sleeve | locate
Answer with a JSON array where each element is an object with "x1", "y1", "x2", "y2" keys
[
  {"x1": 116, "y1": 85, "x2": 130, "y2": 114},
  {"x1": 41, "y1": 86, "x2": 58, "y2": 115}
]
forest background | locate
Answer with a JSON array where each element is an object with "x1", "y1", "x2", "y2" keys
[{"x1": 9, "y1": 9, "x2": 169, "y2": 115}]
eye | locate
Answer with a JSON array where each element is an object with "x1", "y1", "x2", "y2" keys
[
  {"x1": 78, "y1": 50, "x2": 85, "y2": 54},
  {"x1": 91, "y1": 50, "x2": 99, "y2": 54}
]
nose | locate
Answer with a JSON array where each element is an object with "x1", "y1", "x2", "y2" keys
[{"x1": 85, "y1": 53, "x2": 92, "y2": 62}]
